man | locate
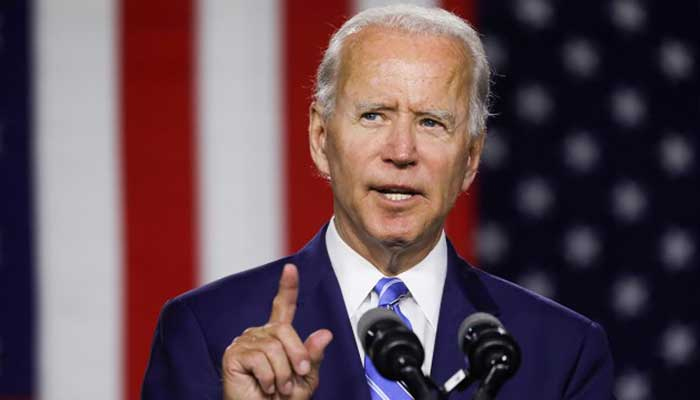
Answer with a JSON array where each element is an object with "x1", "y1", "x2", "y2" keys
[{"x1": 142, "y1": 5, "x2": 614, "y2": 399}]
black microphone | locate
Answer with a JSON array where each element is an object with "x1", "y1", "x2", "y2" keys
[
  {"x1": 358, "y1": 308, "x2": 438, "y2": 399},
  {"x1": 458, "y1": 313, "x2": 521, "y2": 400},
  {"x1": 358, "y1": 307, "x2": 425, "y2": 380}
]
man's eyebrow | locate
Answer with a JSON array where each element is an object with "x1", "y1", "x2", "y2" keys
[
  {"x1": 353, "y1": 102, "x2": 457, "y2": 125},
  {"x1": 354, "y1": 102, "x2": 394, "y2": 112},
  {"x1": 420, "y1": 109, "x2": 456, "y2": 126}
]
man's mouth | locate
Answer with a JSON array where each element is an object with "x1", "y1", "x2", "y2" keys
[
  {"x1": 372, "y1": 186, "x2": 421, "y2": 201},
  {"x1": 382, "y1": 192, "x2": 412, "y2": 201}
]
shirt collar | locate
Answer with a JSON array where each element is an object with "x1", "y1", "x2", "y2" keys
[{"x1": 325, "y1": 217, "x2": 447, "y2": 330}]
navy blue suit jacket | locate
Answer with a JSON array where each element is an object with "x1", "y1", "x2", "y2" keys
[{"x1": 142, "y1": 225, "x2": 614, "y2": 399}]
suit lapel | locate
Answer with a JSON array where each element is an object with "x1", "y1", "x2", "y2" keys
[
  {"x1": 292, "y1": 225, "x2": 371, "y2": 400},
  {"x1": 431, "y1": 241, "x2": 500, "y2": 390}
]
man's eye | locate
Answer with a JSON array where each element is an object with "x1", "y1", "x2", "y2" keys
[
  {"x1": 361, "y1": 112, "x2": 381, "y2": 121},
  {"x1": 420, "y1": 118, "x2": 443, "y2": 128}
]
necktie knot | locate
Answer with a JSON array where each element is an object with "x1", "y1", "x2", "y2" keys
[{"x1": 374, "y1": 277, "x2": 410, "y2": 308}]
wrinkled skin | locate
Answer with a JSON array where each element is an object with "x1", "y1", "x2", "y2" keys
[
  {"x1": 222, "y1": 264, "x2": 333, "y2": 400},
  {"x1": 309, "y1": 26, "x2": 484, "y2": 275}
]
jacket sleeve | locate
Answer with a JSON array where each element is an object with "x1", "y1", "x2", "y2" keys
[
  {"x1": 142, "y1": 298, "x2": 222, "y2": 400},
  {"x1": 564, "y1": 321, "x2": 616, "y2": 400}
]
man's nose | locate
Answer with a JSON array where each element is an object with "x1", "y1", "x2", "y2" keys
[{"x1": 381, "y1": 118, "x2": 418, "y2": 168}]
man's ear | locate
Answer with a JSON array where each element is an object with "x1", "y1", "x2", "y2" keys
[
  {"x1": 309, "y1": 102, "x2": 331, "y2": 178},
  {"x1": 461, "y1": 132, "x2": 486, "y2": 191}
]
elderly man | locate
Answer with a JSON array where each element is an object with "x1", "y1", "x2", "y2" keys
[{"x1": 142, "y1": 5, "x2": 614, "y2": 400}]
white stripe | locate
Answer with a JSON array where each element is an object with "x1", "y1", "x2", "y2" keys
[
  {"x1": 34, "y1": 1, "x2": 121, "y2": 399},
  {"x1": 197, "y1": 0, "x2": 283, "y2": 283},
  {"x1": 378, "y1": 278, "x2": 403, "y2": 300},
  {"x1": 366, "y1": 375, "x2": 391, "y2": 400},
  {"x1": 354, "y1": 0, "x2": 439, "y2": 13}
]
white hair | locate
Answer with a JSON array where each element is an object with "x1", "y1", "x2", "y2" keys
[{"x1": 314, "y1": 4, "x2": 492, "y2": 137}]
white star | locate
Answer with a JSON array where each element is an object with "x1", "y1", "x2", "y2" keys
[
  {"x1": 660, "y1": 228, "x2": 695, "y2": 272},
  {"x1": 484, "y1": 36, "x2": 508, "y2": 72},
  {"x1": 482, "y1": 128, "x2": 508, "y2": 169},
  {"x1": 611, "y1": 88, "x2": 647, "y2": 128},
  {"x1": 659, "y1": 134, "x2": 694, "y2": 177},
  {"x1": 612, "y1": 276, "x2": 648, "y2": 318},
  {"x1": 660, "y1": 323, "x2": 697, "y2": 367},
  {"x1": 615, "y1": 370, "x2": 652, "y2": 400},
  {"x1": 610, "y1": 0, "x2": 647, "y2": 33},
  {"x1": 659, "y1": 40, "x2": 694, "y2": 81},
  {"x1": 562, "y1": 38, "x2": 600, "y2": 78},
  {"x1": 518, "y1": 270, "x2": 556, "y2": 298},
  {"x1": 516, "y1": 84, "x2": 553, "y2": 124},
  {"x1": 514, "y1": 0, "x2": 553, "y2": 29},
  {"x1": 564, "y1": 226, "x2": 601, "y2": 268},
  {"x1": 611, "y1": 181, "x2": 647, "y2": 223},
  {"x1": 516, "y1": 177, "x2": 555, "y2": 218},
  {"x1": 563, "y1": 131, "x2": 600, "y2": 173},
  {"x1": 477, "y1": 222, "x2": 509, "y2": 265}
]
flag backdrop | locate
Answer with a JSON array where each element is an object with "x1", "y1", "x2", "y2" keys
[{"x1": 0, "y1": 0, "x2": 697, "y2": 400}]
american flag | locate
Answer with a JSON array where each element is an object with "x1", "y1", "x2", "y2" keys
[
  {"x1": 0, "y1": 1, "x2": 696, "y2": 399},
  {"x1": 477, "y1": 1, "x2": 699, "y2": 399}
]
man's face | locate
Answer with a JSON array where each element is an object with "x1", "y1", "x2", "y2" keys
[{"x1": 310, "y1": 27, "x2": 483, "y2": 258}]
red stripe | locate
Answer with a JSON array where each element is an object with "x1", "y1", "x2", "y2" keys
[
  {"x1": 441, "y1": 0, "x2": 476, "y2": 22},
  {"x1": 284, "y1": 0, "x2": 351, "y2": 252},
  {"x1": 441, "y1": 0, "x2": 478, "y2": 262},
  {"x1": 120, "y1": 1, "x2": 198, "y2": 399}
]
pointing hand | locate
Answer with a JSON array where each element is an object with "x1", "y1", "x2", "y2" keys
[{"x1": 222, "y1": 264, "x2": 333, "y2": 399}]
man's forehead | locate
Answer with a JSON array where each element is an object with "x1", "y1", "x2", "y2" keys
[
  {"x1": 336, "y1": 27, "x2": 471, "y2": 112},
  {"x1": 339, "y1": 27, "x2": 471, "y2": 88},
  {"x1": 342, "y1": 25, "x2": 470, "y2": 65}
]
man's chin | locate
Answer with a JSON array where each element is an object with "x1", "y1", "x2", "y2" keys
[
  {"x1": 366, "y1": 225, "x2": 421, "y2": 249},
  {"x1": 366, "y1": 214, "x2": 444, "y2": 250}
]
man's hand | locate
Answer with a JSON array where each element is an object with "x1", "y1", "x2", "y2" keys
[{"x1": 222, "y1": 264, "x2": 333, "y2": 399}]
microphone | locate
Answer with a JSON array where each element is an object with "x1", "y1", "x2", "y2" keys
[
  {"x1": 358, "y1": 307, "x2": 425, "y2": 380},
  {"x1": 458, "y1": 313, "x2": 521, "y2": 400},
  {"x1": 359, "y1": 308, "x2": 440, "y2": 399}
]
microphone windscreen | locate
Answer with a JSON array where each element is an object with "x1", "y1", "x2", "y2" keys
[
  {"x1": 357, "y1": 307, "x2": 403, "y2": 346},
  {"x1": 458, "y1": 312, "x2": 503, "y2": 352}
]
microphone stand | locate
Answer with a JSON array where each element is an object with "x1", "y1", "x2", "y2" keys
[
  {"x1": 399, "y1": 365, "x2": 447, "y2": 400},
  {"x1": 399, "y1": 363, "x2": 510, "y2": 400},
  {"x1": 471, "y1": 364, "x2": 513, "y2": 400}
]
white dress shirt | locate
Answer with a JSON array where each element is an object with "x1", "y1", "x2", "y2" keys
[{"x1": 325, "y1": 218, "x2": 447, "y2": 375}]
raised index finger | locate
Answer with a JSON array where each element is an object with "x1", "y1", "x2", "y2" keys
[{"x1": 269, "y1": 263, "x2": 299, "y2": 324}]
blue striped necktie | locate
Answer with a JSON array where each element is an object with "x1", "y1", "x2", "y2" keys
[{"x1": 365, "y1": 277, "x2": 415, "y2": 400}]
